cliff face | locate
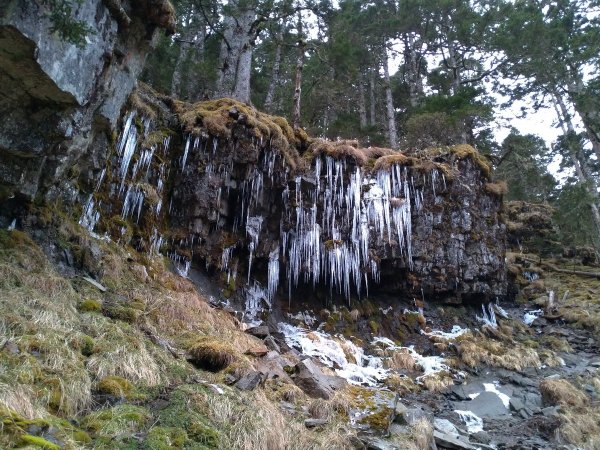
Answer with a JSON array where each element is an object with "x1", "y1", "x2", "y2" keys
[
  {"x1": 78, "y1": 89, "x2": 506, "y2": 308},
  {"x1": 0, "y1": 4, "x2": 506, "y2": 306},
  {"x1": 0, "y1": 0, "x2": 173, "y2": 200}
]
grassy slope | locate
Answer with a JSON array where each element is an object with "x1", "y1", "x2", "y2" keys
[{"x1": 0, "y1": 224, "x2": 363, "y2": 450}]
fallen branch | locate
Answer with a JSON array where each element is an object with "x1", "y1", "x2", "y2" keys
[{"x1": 520, "y1": 256, "x2": 600, "y2": 279}]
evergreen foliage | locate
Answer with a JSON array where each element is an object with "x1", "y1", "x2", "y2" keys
[{"x1": 42, "y1": 0, "x2": 95, "y2": 47}]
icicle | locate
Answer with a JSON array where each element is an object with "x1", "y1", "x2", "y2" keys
[
  {"x1": 79, "y1": 195, "x2": 100, "y2": 233},
  {"x1": 182, "y1": 136, "x2": 191, "y2": 170},
  {"x1": 267, "y1": 248, "x2": 279, "y2": 301},
  {"x1": 476, "y1": 303, "x2": 497, "y2": 328}
]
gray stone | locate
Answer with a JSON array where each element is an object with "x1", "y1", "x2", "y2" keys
[
  {"x1": 448, "y1": 385, "x2": 471, "y2": 401},
  {"x1": 82, "y1": 276, "x2": 107, "y2": 292},
  {"x1": 453, "y1": 391, "x2": 509, "y2": 418},
  {"x1": 394, "y1": 402, "x2": 408, "y2": 417},
  {"x1": 471, "y1": 430, "x2": 491, "y2": 445},
  {"x1": 234, "y1": 371, "x2": 263, "y2": 391},
  {"x1": 360, "y1": 437, "x2": 402, "y2": 450},
  {"x1": 541, "y1": 406, "x2": 560, "y2": 417},
  {"x1": 294, "y1": 359, "x2": 346, "y2": 399},
  {"x1": 509, "y1": 398, "x2": 525, "y2": 412},
  {"x1": 246, "y1": 325, "x2": 270, "y2": 338},
  {"x1": 433, "y1": 431, "x2": 477, "y2": 450},
  {"x1": 434, "y1": 418, "x2": 459, "y2": 435},
  {"x1": 304, "y1": 418, "x2": 329, "y2": 428},
  {"x1": 396, "y1": 407, "x2": 433, "y2": 426},
  {"x1": 264, "y1": 335, "x2": 281, "y2": 352},
  {"x1": 2, "y1": 341, "x2": 19, "y2": 354}
]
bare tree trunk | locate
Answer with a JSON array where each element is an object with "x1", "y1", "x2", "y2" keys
[
  {"x1": 171, "y1": 12, "x2": 198, "y2": 97},
  {"x1": 404, "y1": 33, "x2": 424, "y2": 108},
  {"x1": 292, "y1": 13, "x2": 304, "y2": 130},
  {"x1": 552, "y1": 92, "x2": 600, "y2": 244},
  {"x1": 382, "y1": 44, "x2": 397, "y2": 149},
  {"x1": 369, "y1": 66, "x2": 377, "y2": 126},
  {"x1": 185, "y1": 24, "x2": 206, "y2": 101},
  {"x1": 216, "y1": 7, "x2": 257, "y2": 103},
  {"x1": 264, "y1": 34, "x2": 282, "y2": 113},
  {"x1": 358, "y1": 70, "x2": 367, "y2": 128}
]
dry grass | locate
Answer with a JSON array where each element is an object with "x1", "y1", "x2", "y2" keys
[
  {"x1": 204, "y1": 389, "x2": 356, "y2": 449},
  {"x1": 0, "y1": 383, "x2": 41, "y2": 420},
  {"x1": 558, "y1": 407, "x2": 600, "y2": 450},
  {"x1": 388, "y1": 349, "x2": 418, "y2": 371},
  {"x1": 455, "y1": 332, "x2": 541, "y2": 371},
  {"x1": 420, "y1": 371, "x2": 454, "y2": 392},
  {"x1": 484, "y1": 181, "x2": 508, "y2": 197},
  {"x1": 539, "y1": 379, "x2": 588, "y2": 407},
  {"x1": 307, "y1": 139, "x2": 369, "y2": 166},
  {"x1": 187, "y1": 337, "x2": 238, "y2": 372}
]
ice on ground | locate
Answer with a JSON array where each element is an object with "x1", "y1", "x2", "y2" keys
[
  {"x1": 468, "y1": 382, "x2": 511, "y2": 409},
  {"x1": 422, "y1": 325, "x2": 469, "y2": 340},
  {"x1": 454, "y1": 410, "x2": 484, "y2": 433},
  {"x1": 523, "y1": 309, "x2": 543, "y2": 326},
  {"x1": 372, "y1": 336, "x2": 451, "y2": 378},
  {"x1": 279, "y1": 323, "x2": 388, "y2": 386}
]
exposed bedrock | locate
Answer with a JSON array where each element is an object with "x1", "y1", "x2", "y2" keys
[
  {"x1": 0, "y1": 0, "x2": 174, "y2": 200},
  {"x1": 86, "y1": 90, "x2": 506, "y2": 306}
]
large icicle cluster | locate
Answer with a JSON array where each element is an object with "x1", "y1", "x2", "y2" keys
[
  {"x1": 280, "y1": 156, "x2": 444, "y2": 300},
  {"x1": 208, "y1": 138, "x2": 445, "y2": 301}
]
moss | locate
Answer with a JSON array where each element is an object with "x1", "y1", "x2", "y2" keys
[
  {"x1": 358, "y1": 407, "x2": 393, "y2": 430},
  {"x1": 174, "y1": 98, "x2": 302, "y2": 170},
  {"x1": 78, "y1": 298, "x2": 102, "y2": 313},
  {"x1": 447, "y1": 144, "x2": 491, "y2": 179},
  {"x1": 97, "y1": 376, "x2": 133, "y2": 398},
  {"x1": 307, "y1": 139, "x2": 369, "y2": 166},
  {"x1": 79, "y1": 334, "x2": 96, "y2": 356},
  {"x1": 368, "y1": 320, "x2": 379, "y2": 334},
  {"x1": 73, "y1": 430, "x2": 92, "y2": 444},
  {"x1": 155, "y1": 385, "x2": 219, "y2": 448},
  {"x1": 145, "y1": 426, "x2": 188, "y2": 449},
  {"x1": 81, "y1": 404, "x2": 150, "y2": 435},
  {"x1": 19, "y1": 434, "x2": 61, "y2": 450}
]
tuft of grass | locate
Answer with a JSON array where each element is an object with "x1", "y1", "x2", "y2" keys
[
  {"x1": 484, "y1": 181, "x2": 508, "y2": 197},
  {"x1": 455, "y1": 332, "x2": 541, "y2": 371},
  {"x1": 78, "y1": 298, "x2": 102, "y2": 313},
  {"x1": 539, "y1": 379, "x2": 588, "y2": 407},
  {"x1": 187, "y1": 337, "x2": 238, "y2": 372}
]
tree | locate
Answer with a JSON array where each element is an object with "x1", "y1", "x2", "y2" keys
[{"x1": 495, "y1": 131, "x2": 556, "y2": 202}]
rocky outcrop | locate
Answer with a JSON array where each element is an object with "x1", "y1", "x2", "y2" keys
[
  {"x1": 73, "y1": 88, "x2": 506, "y2": 308},
  {"x1": 0, "y1": 0, "x2": 174, "y2": 200}
]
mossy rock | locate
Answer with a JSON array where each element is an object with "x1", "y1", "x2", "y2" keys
[
  {"x1": 78, "y1": 298, "x2": 102, "y2": 312},
  {"x1": 19, "y1": 434, "x2": 61, "y2": 450},
  {"x1": 96, "y1": 376, "x2": 133, "y2": 398}
]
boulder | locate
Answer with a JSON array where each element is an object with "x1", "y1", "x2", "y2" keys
[
  {"x1": 246, "y1": 325, "x2": 270, "y2": 338},
  {"x1": 293, "y1": 359, "x2": 346, "y2": 399},
  {"x1": 234, "y1": 372, "x2": 263, "y2": 391}
]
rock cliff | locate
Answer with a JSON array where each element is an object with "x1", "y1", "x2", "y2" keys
[
  {"x1": 75, "y1": 87, "x2": 507, "y2": 309},
  {"x1": 0, "y1": 0, "x2": 174, "y2": 200}
]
